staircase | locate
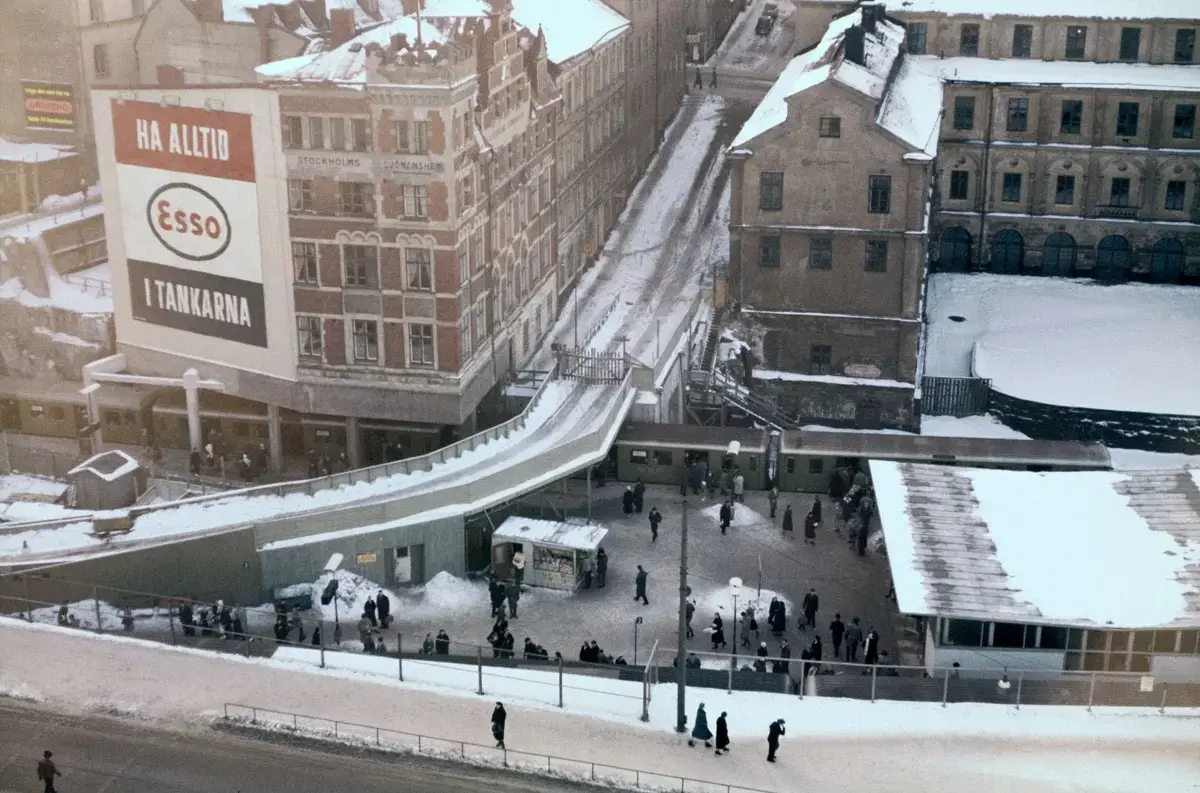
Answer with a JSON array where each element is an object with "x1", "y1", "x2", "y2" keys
[
  {"x1": 697, "y1": 306, "x2": 726, "y2": 374},
  {"x1": 688, "y1": 368, "x2": 802, "y2": 430}
]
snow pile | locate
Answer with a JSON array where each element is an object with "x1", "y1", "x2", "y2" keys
[
  {"x1": 0, "y1": 474, "x2": 69, "y2": 502},
  {"x1": 310, "y1": 569, "x2": 401, "y2": 624},
  {"x1": 510, "y1": 0, "x2": 629, "y2": 64},
  {"x1": 1109, "y1": 449, "x2": 1200, "y2": 471},
  {"x1": 697, "y1": 585, "x2": 793, "y2": 624},
  {"x1": 699, "y1": 502, "x2": 770, "y2": 530},
  {"x1": 924, "y1": 273, "x2": 1200, "y2": 415},
  {"x1": 919, "y1": 414, "x2": 1029, "y2": 440},
  {"x1": 0, "y1": 137, "x2": 75, "y2": 163}
]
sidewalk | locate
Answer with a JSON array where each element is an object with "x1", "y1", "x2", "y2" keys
[{"x1": 2, "y1": 621, "x2": 1196, "y2": 793}]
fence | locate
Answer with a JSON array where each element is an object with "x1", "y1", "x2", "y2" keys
[
  {"x1": 920, "y1": 376, "x2": 992, "y2": 417},
  {"x1": 2, "y1": 580, "x2": 1196, "y2": 713},
  {"x1": 558, "y1": 349, "x2": 628, "y2": 384},
  {"x1": 222, "y1": 703, "x2": 773, "y2": 793},
  {"x1": 0, "y1": 437, "x2": 82, "y2": 479}
]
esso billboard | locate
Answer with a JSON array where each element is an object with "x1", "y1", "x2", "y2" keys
[{"x1": 148, "y1": 182, "x2": 232, "y2": 261}]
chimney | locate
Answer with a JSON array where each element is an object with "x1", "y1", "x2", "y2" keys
[
  {"x1": 330, "y1": 7, "x2": 356, "y2": 48},
  {"x1": 195, "y1": 0, "x2": 224, "y2": 24},
  {"x1": 862, "y1": 3, "x2": 885, "y2": 33},
  {"x1": 401, "y1": 0, "x2": 423, "y2": 14},
  {"x1": 156, "y1": 64, "x2": 186, "y2": 88},
  {"x1": 844, "y1": 25, "x2": 866, "y2": 66},
  {"x1": 256, "y1": 14, "x2": 273, "y2": 64}
]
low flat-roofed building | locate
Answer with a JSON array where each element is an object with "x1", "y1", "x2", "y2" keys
[{"x1": 870, "y1": 459, "x2": 1200, "y2": 680}]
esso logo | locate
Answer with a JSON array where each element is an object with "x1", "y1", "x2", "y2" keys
[{"x1": 146, "y1": 182, "x2": 231, "y2": 261}]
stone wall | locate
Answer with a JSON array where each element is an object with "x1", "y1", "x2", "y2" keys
[
  {"x1": 989, "y1": 387, "x2": 1200, "y2": 453},
  {"x1": 0, "y1": 299, "x2": 112, "y2": 381},
  {"x1": 755, "y1": 375, "x2": 918, "y2": 432}
]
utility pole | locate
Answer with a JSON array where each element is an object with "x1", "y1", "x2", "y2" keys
[{"x1": 675, "y1": 496, "x2": 689, "y2": 733}]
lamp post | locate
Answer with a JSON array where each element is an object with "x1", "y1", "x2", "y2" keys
[
  {"x1": 729, "y1": 576, "x2": 742, "y2": 670},
  {"x1": 320, "y1": 553, "x2": 345, "y2": 645},
  {"x1": 634, "y1": 616, "x2": 644, "y2": 666},
  {"x1": 675, "y1": 497, "x2": 690, "y2": 733}
]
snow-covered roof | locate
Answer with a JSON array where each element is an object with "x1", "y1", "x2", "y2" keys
[
  {"x1": 257, "y1": 14, "x2": 446, "y2": 83},
  {"x1": 891, "y1": 0, "x2": 1200, "y2": 21},
  {"x1": 872, "y1": 460, "x2": 1200, "y2": 629},
  {"x1": 492, "y1": 517, "x2": 608, "y2": 551},
  {"x1": 67, "y1": 450, "x2": 141, "y2": 482},
  {"x1": 0, "y1": 138, "x2": 77, "y2": 164},
  {"x1": 917, "y1": 56, "x2": 1200, "y2": 93},
  {"x1": 924, "y1": 273, "x2": 1200, "y2": 417},
  {"x1": 731, "y1": 9, "x2": 941, "y2": 155},
  {"x1": 510, "y1": 0, "x2": 629, "y2": 65}
]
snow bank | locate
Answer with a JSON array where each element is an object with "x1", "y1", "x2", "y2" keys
[
  {"x1": 1109, "y1": 449, "x2": 1200, "y2": 471},
  {"x1": 696, "y1": 585, "x2": 793, "y2": 625},
  {"x1": 699, "y1": 502, "x2": 770, "y2": 529},
  {"x1": 919, "y1": 414, "x2": 1030, "y2": 440},
  {"x1": 0, "y1": 473, "x2": 69, "y2": 502}
]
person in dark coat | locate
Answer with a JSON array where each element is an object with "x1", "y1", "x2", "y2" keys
[
  {"x1": 634, "y1": 565, "x2": 649, "y2": 605},
  {"x1": 648, "y1": 508, "x2": 662, "y2": 542},
  {"x1": 801, "y1": 588, "x2": 819, "y2": 630},
  {"x1": 829, "y1": 614, "x2": 846, "y2": 659},
  {"x1": 189, "y1": 448, "x2": 202, "y2": 475},
  {"x1": 501, "y1": 630, "x2": 515, "y2": 659},
  {"x1": 505, "y1": 581, "x2": 521, "y2": 619},
  {"x1": 364, "y1": 596, "x2": 378, "y2": 628},
  {"x1": 864, "y1": 627, "x2": 880, "y2": 665},
  {"x1": 622, "y1": 486, "x2": 636, "y2": 515},
  {"x1": 777, "y1": 639, "x2": 791, "y2": 674},
  {"x1": 711, "y1": 614, "x2": 726, "y2": 650},
  {"x1": 311, "y1": 624, "x2": 321, "y2": 646},
  {"x1": 754, "y1": 641, "x2": 769, "y2": 672},
  {"x1": 491, "y1": 702, "x2": 507, "y2": 749},
  {"x1": 803, "y1": 510, "x2": 818, "y2": 545},
  {"x1": 685, "y1": 600, "x2": 695, "y2": 638},
  {"x1": 489, "y1": 577, "x2": 505, "y2": 617},
  {"x1": 715, "y1": 712, "x2": 730, "y2": 755},
  {"x1": 845, "y1": 617, "x2": 863, "y2": 662},
  {"x1": 856, "y1": 520, "x2": 869, "y2": 557},
  {"x1": 766, "y1": 719, "x2": 785, "y2": 762},
  {"x1": 829, "y1": 468, "x2": 847, "y2": 501},
  {"x1": 781, "y1": 505, "x2": 794, "y2": 534},
  {"x1": 596, "y1": 547, "x2": 608, "y2": 587},
  {"x1": 688, "y1": 703, "x2": 713, "y2": 747},
  {"x1": 719, "y1": 500, "x2": 732, "y2": 535},
  {"x1": 376, "y1": 590, "x2": 391, "y2": 628},
  {"x1": 179, "y1": 602, "x2": 195, "y2": 637},
  {"x1": 680, "y1": 470, "x2": 689, "y2": 497},
  {"x1": 810, "y1": 496, "x2": 822, "y2": 527},
  {"x1": 435, "y1": 629, "x2": 450, "y2": 654},
  {"x1": 809, "y1": 634, "x2": 823, "y2": 664},
  {"x1": 37, "y1": 750, "x2": 62, "y2": 793},
  {"x1": 633, "y1": 479, "x2": 646, "y2": 513}
]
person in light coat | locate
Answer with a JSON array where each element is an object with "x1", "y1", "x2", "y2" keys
[{"x1": 732, "y1": 472, "x2": 745, "y2": 503}]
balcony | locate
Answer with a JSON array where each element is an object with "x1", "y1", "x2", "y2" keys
[{"x1": 1095, "y1": 204, "x2": 1139, "y2": 220}]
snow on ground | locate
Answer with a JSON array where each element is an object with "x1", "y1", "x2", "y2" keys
[
  {"x1": 708, "y1": 0, "x2": 796, "y2": 71},
  {"x1": 894, "y1": 0, "x2": 1199, "y2": 21},
  {"x1": 0, "y1": 137, "x2": 76, "y2": 163},
  {"x1": 1108, "y1": 448, "x2": 1200, "y2": 470},
  {"x1": 924, "y1": 273, "x2": 1200, "y2": 415},
  {"x1": 696, "y1": 583, "x2": 793, "y2": 627},
  {"x1": 0, "y1": 500, "x2": 92, "y2": 524},
  {"x1": 699, "y1": 501, "x2": 770, "y2": 530},
  {"x1": 0, "y1": 473, "x2": 68, "y2": 502},
  {"x1": 918, "y1": 414, "x2": 1030, "y2": 440}
]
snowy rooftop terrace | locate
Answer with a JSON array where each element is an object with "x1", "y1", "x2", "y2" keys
[
  {"x1": 871, "y1": 460, "x2": 1200, "y2": 629},
  {"x1": 889, "y1": 0, "x2": 1200, "y2": 21},
  {"x1": 923, "y1": 273, "x2": 1200, "y2": 416}
]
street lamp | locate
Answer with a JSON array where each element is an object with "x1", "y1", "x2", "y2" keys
[
  {"x1": 634, "y1": 616, "x2": 644, "y2": 666},
  {"x1": 319, "y1": 553, "x2": 344, "y2": 645},
  {"x1": 729, "y1": 576, "x2": 742, "y2": 671}
]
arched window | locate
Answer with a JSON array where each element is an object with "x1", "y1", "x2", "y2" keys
[
  {"x1": 1041, "y1": 232, "x2": 1077, "y2": 277},
  {"x1": 1095, "y1": 235, "x2": 1132, "y2": 283},
  {"x1": 939, "y1": 226, "x2": 972, "y2": 272},
  {"x1": 990, "y1": 229, "x2": 1024, "y2": 274},
  {"x1": 1150, "y1": 238, "x2": 1184, "y2": 284}
]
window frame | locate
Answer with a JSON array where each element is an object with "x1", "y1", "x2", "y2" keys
[
  {"x1": 1118, "y1": 27, "x2": 1142, "y2": 62},
  {"x1": 906, "y1": 22, "x2": 927, "y2": 55},
  {"x1": 1176, "y1": 28, "x2": 1197, "y2": 64},
  {"x1": 1001, "y1": 172, "x2": 1023, "y2": 203},
  {"x1": 809, "y1": 344, "x2": 832, "y2": 376},
  {"x1": 864, "y1": 239, "x2": 888, "y2": 273},
  {"x1": 351, "y1": 319, "x2": 379, "y2": 363},
  {"x1": 959, "y1": 23, "x2": 980, "y2": 56},
  {"x1": 402, "y1": 184, "x2": 429, "y2": 219},
  {"x1": 1060, "y1": 100, "x2": 1083, "y2": 134},
  {"x1": 296, "y1": 316, "x2": 323, "y2": 358},
  {"x1": 758, "y1": 171, "x2": 784, "y2": 211},
  {"x1": 949, "y1": 170, "x2": 970, "y2": 201},
  {"x1": 1065, "y1": 25, "x2": 1088, "y2": 59},
  {"x1": 350, "y1": 117, "x2": 372, "y2": 152},
  {"x1": 308, "y1": 116, "x2": 325, "y2": 149},
  {"x1": 408, "y1": 323, "x2": 436, "y2": 367},
  {"x1": 953, "y1": 96, "x2": 975, "y2": 131},
  {"x1": 288, "y1": 178, "x2": 314, "y2": 213},
  {"x1": 1054, "y1": 174, "x2": 1076, "y2": 205},
  {"x1": 405, "y1": 247, "x2": 434, "y2": 291},
  {"x1": 809, "y1": 237, "x2": 833, "y2": 270},
  {"x1": 292, "y1": 241, "x2": 318, "y2": 284},
  {"x1": 758, "y1": 235, "x2": 781, "y2": 268},
  {"x1": 868, "y1": 174, "x2": 892, "y2": 214},
  {"x1": 1006, "y1": 97, "x2": 1029, "y2": 132},
  {"x1": 342, "y1": 244, "x2": 378, "y2": 288},
  {"x1": 1173, "y1": 104, "x2": 1196, "y2": 140},
  {"x1": 338, "y1": 181, "x2": 373, "y2": 216},
  {"x1": 1011, "y1": 24, "x2": 1033, "y2": 58},
  {"x1": 819, "y1": 116, "x2": 842, "y2": 138},
  {"x1": 1164, "y1": 180, "x2": 1187, "y2": 211},
  {"x1": 1116, "y1": 102, "x2": 1140, "y2": 136},
  {"x1": 1109, "y1": 177, "x2": 1132, "y2": 208}
]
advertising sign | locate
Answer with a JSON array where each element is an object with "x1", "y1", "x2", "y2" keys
[
  {"x1": 22, "y1": 81, "x2": 77, "y2": 132},
  {"x1": 111, "y1": 100, "x2": 267, "y2": 347}
]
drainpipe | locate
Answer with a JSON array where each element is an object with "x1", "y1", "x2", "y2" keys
[{"x1": 975, "y1": 84, "x2": 996, "y2": 269}]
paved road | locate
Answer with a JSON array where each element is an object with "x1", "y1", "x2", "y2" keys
[{"x1": 0, "y1": 702, "x2": 585, "y2": 793}]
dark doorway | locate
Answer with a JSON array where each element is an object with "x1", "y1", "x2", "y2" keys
[{"x1": 939, "y1": 226, "x2": 973, "y2": 271}]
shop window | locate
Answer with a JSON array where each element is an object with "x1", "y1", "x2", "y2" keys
[
  {"x1": 808, "y1": 458, "x2": 824, "y2": 475},
  {"x1": 1039, "y1": 626, "x2": 1068, "y2": 649},
  {"x1": 651, "y1": 450, "x2": 672, "y2": 466},
  {"x1": 629, "y1": 449, "x2": 649, "y2": 463},
  {"x1": 991, "y1": 622, "x2": 1028, "y2": 648},
  {"x1": 943, "y1": 619, "x2": 984, "y2": 647},
  {"x1": 1179, "y1": 630, "x2": 1200, "y2": 654}
]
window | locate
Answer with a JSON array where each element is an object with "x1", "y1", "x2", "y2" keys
[
  {"x1": 292, "y1": 242, "x2": 317, "y2": 283},
  {"x1": 1109, "y1": 177, "x2": 1131, "y2": 208},
  {"x1": 339, "y1": 182, "x2": 372, "y2": 216},
  {"x1": 405, "y1": 248, "x2": 433, "y2": 291},
  {"x1": 1042, "y1": 232, "x2": 1077, "y2": 277},
  {"x1": 1001, "y1": 172, "x2": 1022, "y2": 203},
  {"x1": 1006, "y1": 98, "x2": 1029, "y2": 132},
  {"x1": 953, "y1": 96, "x2": 975, "y2": 130},
  {"x1": 297, "y1": 316, "x2": 322, "y2": 358},
  {"x1": 93, "y1": 44, "x2": 109, "y2": 78},
  {"x1": 1177, "y1": 29, "x2": 1197, "y2": 63},
  {"x1": 759, "y1": 171, "x2": 784, "y2": 211},
  {"x1": 1116, "y1": 102, "x2": 1139, "y2": 136},
  {"x1": 949, "y1": 170, "x2": 970, "y2": 200},
  {"x1": 758, "y1": 235, "x2": 781, "y2": 268},
  {"x1": 1165, "y1": 180, "x2": 1187, "y2": 211},
  {"x1": 402, "y1": 184, "x2": 428, "y2": 219},
  {"x1": 1060, "y1": 100, "x2": 1083, "y2": 134},
  {"x1": 809, "y1": 344, "x2": 832, "y2": 376},
  {"x1": 819, "y1": 116, "x2": 841, "y2": 138},
  {"x1": 308, "y1": 117, "x2": 324, "y2": 149},
  {"x1": 283, "y1": 116, "x2": 303, "y2": 148},
  {"x1": 864, "y1": 239, "x2": 888, "y2": 272},
  {"x1": 89, "y1": 0, "x2": 103, "y2": 22},
  {"x1": 408, "y1": 324, "x2": 435, "y2": 366},
  {"x1": 350, "y1": 118, "x2": 372, "y2": 152},
  {"x1": 651, "y1": 450, "x2": 673, "y2": 466},
  {"x1": 807, "y1": 458, "x2": 824, "y2": 474},
  {"x1": 343, "y1": 245, "x2": 377, "y2": 287},
  {"x1": 991, "y1": 623, "x2": 1030, "y2": 649},
  {"x1": 1119, "y1": 27, "x2": 1141, "y2": 61},
  {"x1": 942, "y1": 619, "x2": 985, "y2": 647},
  {"x1": 288, "y1": 178, "x2": 313, "y2": 212},
  {"x1": 906, "y1": 22, "x2": 927, "y2": 54},
  {"x1": 458, "y1": 247, "x2": 469, "y2": 285},
  {"x1": 809, "y1": 238, "x2": 833, "y2": 270},
  {"x1": 1040, "y1": 627, "x2": 1069, "y2": 650},
  {"x1": 1011, "y1": 24, "x2": 1032, "y2": 58},
  {"x1": 1055, "y1": 174, "x2": 1076, "y2": 205},
  {"x1": 1065, "y1": 26, "x2": 1087, "y2": 59},
  {"x1": 352, "y1": 320, "x2": 378, "y2": 362},
  {"x1": 396, "y1": 120, "x2": 430, "y2": 154},
  {"x1": 959, "y1": 23, "x2": 979, "y2": 56},
  {"x1": 868, "y1": 175, "x2": 891, "y2": 214},
  {"x1": 1174, "y1": 104, "x2": 1196, "y2": 139},
  {"x1": 460, "y1": 314, "x2": 472, "y2": 359}
]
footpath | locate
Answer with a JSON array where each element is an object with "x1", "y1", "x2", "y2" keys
[{"x1": 1, "y1": 621, "x2": 1197, "y2": 793}]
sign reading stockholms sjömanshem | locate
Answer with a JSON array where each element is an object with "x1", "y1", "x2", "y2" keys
[{"x1": 111, "y1": 99, "x2": 268, "y2": 347}]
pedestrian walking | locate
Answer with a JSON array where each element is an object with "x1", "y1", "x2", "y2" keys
[
  {"x1": 803, "y1": 509, "x2": 818, "y2": 545},
  {"x1": 688, "y1": 703, "x2": 713, "y2": 748},
  {"x1": 489, "y1": 576, "x2": 505, "y2": 617},
  {"x1": 710, "y1": 68, "x2": 718, "y2": 88},
  {"x1": 633, "y1": 479, "x2": 646, "y2": 513},
  {"x1": 512, "y1": 550, "x2": 526, "y2": 586},
  {"x1": 623, "y1": 486, "x2": 636, "y2": 515},
  {"x1": 491, "y1": 702, "x2": 507, "y2": 749},
  {"x1": 685, "y1": 599, "x2": 695, "y2": 638},
  {"x1": 715, "y1": 712, "x2": 730, "y2": 755},
  {"x1": 506, "y1": 580, "x2": 520, "y2": 619},
  {"x1": 801, "y1": 588, "x2": 819, "y2": 630},
  {"x1": 37, "y1": 751, "x2": 61, "y2": 793},
  {"x1": 596, "y1": 547, "x2": 608, "y2": 587},
  {"x1": 845, "y1": 617, "x2": 863, "y2": 662},
  {"x1": 830, "y1": 613, "x2": 846, "y2": 659},
  {"x1": 710, "y1": 614, "x2": 726, "y2": 649},
  {"x1": 634, "y1": 565, "x2": 649, "y2": 605},
  {"x1": 740, "y1": 608, "x2": 753, "y2": 647},
  {"x1": 694, "y1": 68, "x2": 703, "y2": 89},
  {"x1": 376, "y1": 590, "x2": 391, "y2": 628},
  {"x1": 364, "y1": 595, "x2": 378, "y2": 628},
  {"x1": 719, "y1": 499, "x2": 732, "y2": 535},
  {"x1": 754, "y1": 640, "x2": 769, "y2": 672},
  {"x1": 768, "y1": 486, "x2": 778, "y2": 520},
  {"x1": 732, "y1": 471, "x2": 744, "y2": 503},
  {"x1": 649, "y1": 507, "x2": 662, "y2": 542},
  {"x1": 864, "y1": 627, "x2": 880, "y2": 665},
  {"x1": 781, "y1": 504, "x2": 794, "y2": 534},
  {"x1": 436, "y1": 629, "x2": 451, "y2": 654},
  {"x1": 777, "y1": 639, "x2": 791, "y2": 674},
  {"x1": 811, "y1": 495, "x2": 822, "y2": 527},
  {"x1": 766, "y1": 719, "x2": 785, "y2": 762}
]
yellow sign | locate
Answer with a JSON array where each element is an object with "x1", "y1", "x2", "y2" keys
[{"x1": 355, "y1": 552, "x2": 377, "y2": 565}]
